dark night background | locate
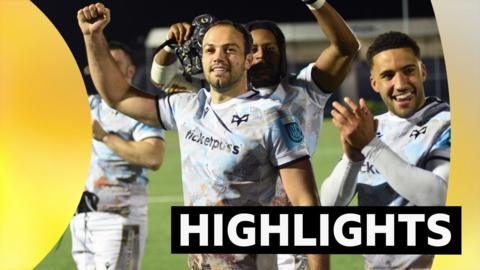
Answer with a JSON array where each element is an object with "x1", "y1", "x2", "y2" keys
[{"x1": 31, "y1": 0, "x2": 435, "y2": 71}]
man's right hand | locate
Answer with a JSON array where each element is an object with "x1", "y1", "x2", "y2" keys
[{"x1": 77, "y1": 3, "x2": 111, "y2": 35}]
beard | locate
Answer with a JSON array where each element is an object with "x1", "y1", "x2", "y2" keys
[
  {"x1": 209, "y1": 76, "x2": 238, "y2": 93},
  {"x1": 248, "y1": 62, "x2": 280, "y2": 88},
  {"x1": 214, "y1": 79, "x2": 229, "y2": 93}
]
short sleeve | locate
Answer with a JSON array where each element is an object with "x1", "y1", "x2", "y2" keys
[
  {"x1": 292, "y1": 63, "x2": 331, "y2": 108},
  {"x1": 264, "y1": 108, "x2": 310, "y2": 168},
  {"x1": 132, "y1": 122, "x2": 165, "y2": 142},
  {"x1": 155, "y1": 92, "x2": 196, "y2": 131}
]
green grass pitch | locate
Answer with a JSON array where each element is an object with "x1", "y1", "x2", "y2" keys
[{"x1": 35, "y1": 119, "x2": 363, "y2": 269}]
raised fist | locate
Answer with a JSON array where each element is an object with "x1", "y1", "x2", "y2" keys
[{"x1": 77, "y1": 3, "x2": 111, "y2": 35}]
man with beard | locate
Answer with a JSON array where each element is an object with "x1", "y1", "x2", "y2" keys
[
  {"x1": 151, "y1": 1, "x2": 359, "y2": 268},
  {"x1": 321, "y1": 31, "x2": 451, "y2": 269},
  {"x1": 78, "y1": 3, "x2": 327, "y2": 269}
]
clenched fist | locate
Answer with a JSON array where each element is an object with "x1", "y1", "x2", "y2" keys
[{"x1": 77, "y1": 3, "x2": 111, "y2": 35}]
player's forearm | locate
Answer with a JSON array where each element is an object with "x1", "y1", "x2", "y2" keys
[
  {"x1": 320, "y1": 156, "x2": 362, "y2": 206},
  {"x1": 280, "y1": 160, "x2": 320, "y2": 207},
  {"x1": 308, "y1": 2, "x2": 360, "y2": 91},
  {"x1": 154, "y1": 49, "x2": 177, "y2": 66},
  {"x1": 151, "y1": 53, "x2": 180, "y2": 88},
  {"x1": 83, "y1": 33, "x2": 131, "y2": 108},
  {"x1": 307, "y1": 254, "x2": 330, "y2": 270},
  {"x1": 311, "y1": 2, "x2": 360, "y2": 57},
  {"x1": 362, "y1": 137, "x2": 448, "y2": 206},
  {"x1": 102, "y1": 134, "x2": 164, "y2": 170}
]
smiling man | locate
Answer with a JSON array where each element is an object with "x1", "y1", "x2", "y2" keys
[
  {"x1": 78, "y1": 3, "x2": 326, "y2": 269},
  {"x1": 320, "y1": 31, "x2": 451, "y2": 269}
]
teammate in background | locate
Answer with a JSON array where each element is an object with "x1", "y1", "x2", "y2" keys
[
  {"x1": 70, "y1": 41, "x2": 165, "y2": 270},
  {"x1": 78, "y1": 3, "x2": 327, "y2": 270},
  {"x1": 151, "y1": 1, "x2": 359, "y2": 268},
  {"x1": 320, "y1": 31, "x2": 451, "y2": 269}
]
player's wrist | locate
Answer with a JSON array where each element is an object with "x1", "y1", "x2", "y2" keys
[
  {"x1": 101, "y1": 133, "x2": 108, "y2": 143},
  {"x1": 158, "y1": 34, "x2": 175, "y2": 54},
  {"x1": 302, "y1": 0, "x2": 326, "y2": 10},
  {"x1": 100, "y1": 132, "x2": 115, "y2": 143}
]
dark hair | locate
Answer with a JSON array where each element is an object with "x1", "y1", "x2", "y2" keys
[
  {"x1": 367, "y1": 31, "x2": 421, "y2": 68},
  {"x1": 245, "y1": 20, "x2": 287, "y2": 79},
  {"x1": 205, "y1": 20, "x2": 253, "y2": 56},
  {"x1": 108, "y1": 41, "x2": 134, "y2": 65}
]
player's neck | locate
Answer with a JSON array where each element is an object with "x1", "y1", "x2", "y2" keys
[{"x1": 210, "y1": 78, "x2": 248, "y2": 104}]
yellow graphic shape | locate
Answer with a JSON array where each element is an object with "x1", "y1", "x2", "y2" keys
[{"x1": 0, "y1": 1, "x2": 90, "y2": 269}]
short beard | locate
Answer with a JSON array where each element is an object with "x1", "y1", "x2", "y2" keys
[
  {"x1": 213, "y1": 79, "x2": 231, "y2": 93},
  {"x1": 251, "y1": 77, "x2": 280, "y2": 88},
  {"x1": 248, "y1": 67, "x2": 281, "y2": 88}
]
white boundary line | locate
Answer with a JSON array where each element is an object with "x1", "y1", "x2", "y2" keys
[{"x1": 148, "y1": 195, "x2": 183, "y2": 204}]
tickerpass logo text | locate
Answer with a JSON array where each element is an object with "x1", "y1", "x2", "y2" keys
[{"x1": 185, "y1": 129, "x2": 240, "y2": 155}]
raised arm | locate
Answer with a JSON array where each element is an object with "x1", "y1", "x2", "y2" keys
[
  {"x1": 279, "y1": 159, "x2": 329, "y2": 270},
  {"x1": 302, "y1": 0, "x2": 360, "y2": 92},
  {"x1": 77, "y1": 3, "x2": 159, "y2": 127}
]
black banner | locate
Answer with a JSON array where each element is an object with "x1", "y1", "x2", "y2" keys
[{"x1": 171, "y1": 206, "x2": 461, "y2": 254}]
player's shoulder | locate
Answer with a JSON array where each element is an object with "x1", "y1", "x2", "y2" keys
[
  {"x1": 285, "y1": 63, "x2": 314, "y2": 85},
  {"x1": 164, "y1": 88, "x2": 204, "y2": 105},
  {"x1": 416, "y1": 97, "x2": 450, "y2": 125},
  {"x1": 248, "y1": 91, "x2": 283, "y2": 112},
  {"x1": 251, "y1": 95, "x2": 294, "y2": 125}
]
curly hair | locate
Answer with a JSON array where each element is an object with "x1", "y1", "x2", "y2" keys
[{"x1": 367, "y1": 31, "x2": 420, "y2": 68}]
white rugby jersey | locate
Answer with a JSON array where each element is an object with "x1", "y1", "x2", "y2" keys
[
  {"x1": 257, "y1": 63, "x2": 331, "y2": 155},
  {"x1": 357, "y1": 97, "x2": 451, "y2": 207},
  {"x1": 359, "y1": 97, "x2": 450, "y2": 270},
  {"x1": 87, "y1": 95, "x2": 165, "y2": 191},
  {"x1": 156, "y1": 89, "x2": 308, "y2": 207}
]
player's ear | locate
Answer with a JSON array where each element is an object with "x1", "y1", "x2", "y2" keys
[
  {"x1": 244, "y1": 53, "x2": 253, "y2": 70},
  {"x1": 370, "y1": 73, "x2": 380, "y2": 93},
  {"x1": 420, "y1": 62, "x2": 427, "y2": 82},
  {"x1": 127, "y1": 65, "x2": 136, "y2": 81}
]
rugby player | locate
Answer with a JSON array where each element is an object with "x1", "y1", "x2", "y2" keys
[
  {"x1": 151, "y1": 2, "x2": 359, "y2": 267},
  {"x1": 70, "y1": 41, "x2": 165, "y2": 270},
  {"x1": 77, "y1": 3, "x2": 327, "y2": 269},
  {"x1": 321, "y1": 31, "x2": 451, "y2": 269}
]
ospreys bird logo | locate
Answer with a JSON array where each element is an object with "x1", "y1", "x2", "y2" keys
[
  {"x1": 231, "y1": 114, "x2": 249, "y2": 126},
  {"x1": 410, "y1": 126, "x2": 427, "y2": 139}
]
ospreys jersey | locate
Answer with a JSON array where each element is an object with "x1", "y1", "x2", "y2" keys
[
  {"x1": 156, "y1": 89, "x2": 308, "y2": 207},
  {"x1": 258, "y1": 63, "x2": 331, "y2": 155},
  {"x1": 87, "y1": 95, "x2": 165, "y2": 190},
  {"x1": 156, "y1": 88, "x2": 308, "y2": 270},
  {"x1": 357, "y1": 97, "x2": 450, "y2": 207},
  {"x1": 359, "y1": 97, "x2": 450, "y2": 270}
]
